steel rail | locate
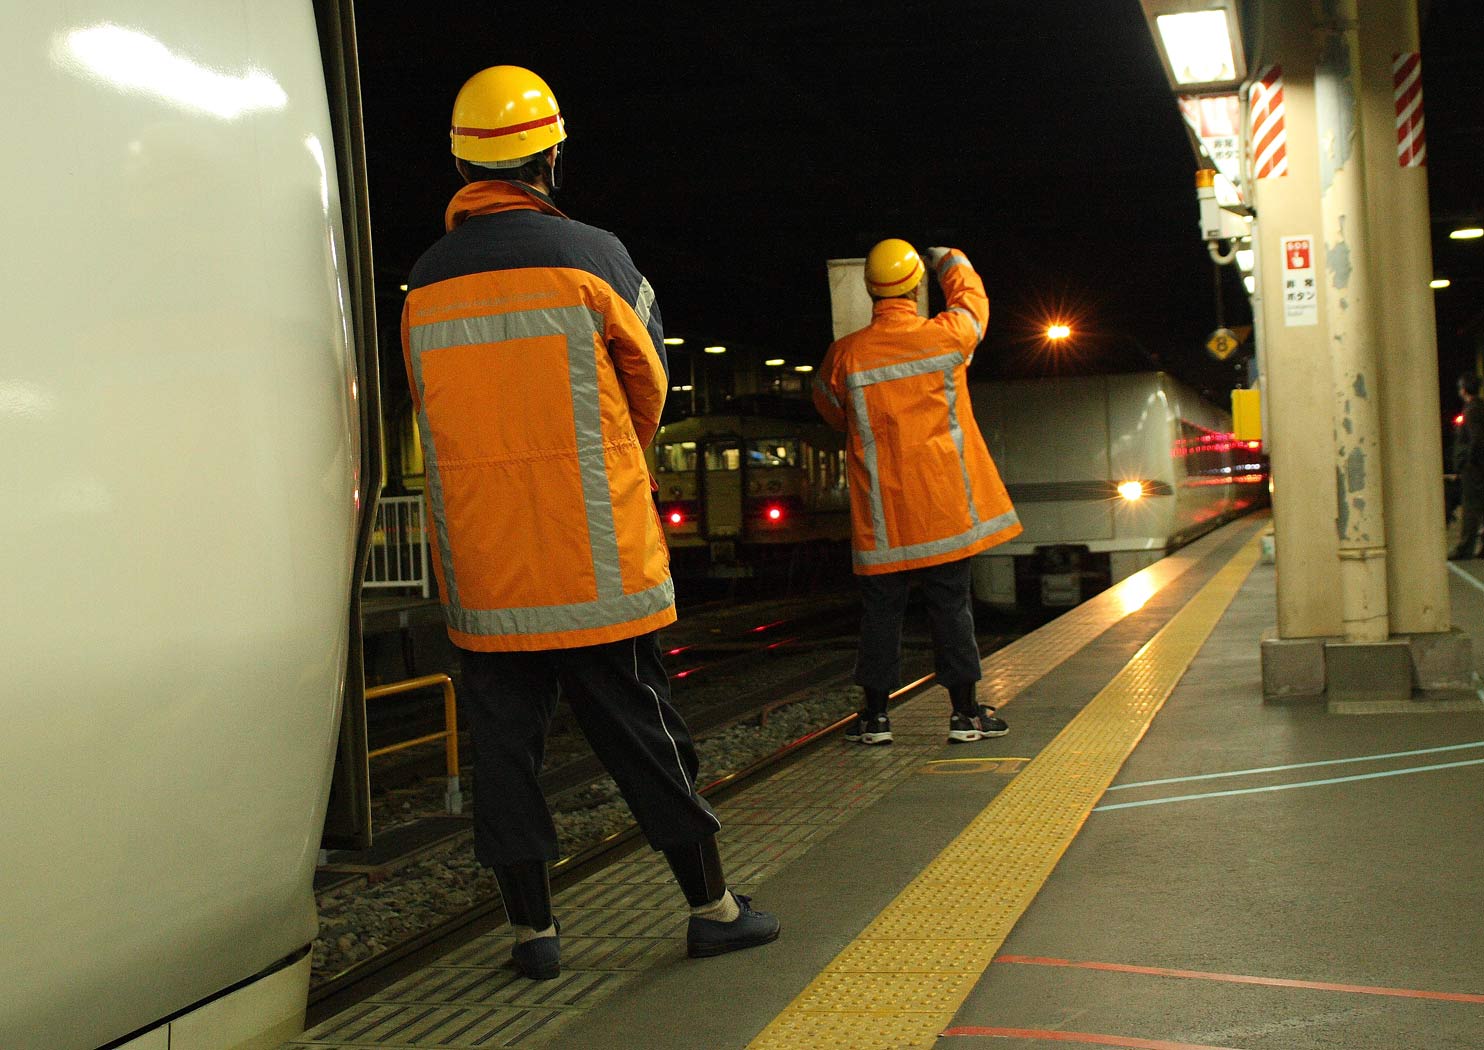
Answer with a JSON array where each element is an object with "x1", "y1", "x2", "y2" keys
[{"x1": 305, "y1": 670, "x2": 939, "y2": 1021}]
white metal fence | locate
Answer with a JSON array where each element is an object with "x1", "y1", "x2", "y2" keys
[{"x1": 364, "y1": 494, "x2": 431, "y2": 598}]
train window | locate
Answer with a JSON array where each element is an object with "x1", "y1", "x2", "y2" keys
[
  {"x1": 705, "y1": 445, "x2": 741, "y2": 471},
  {"x1": 654, "y1": 441, "x2": 697, "y2": 472},
  {"x1": 747, "y1": 439, "x2": 800, "y2": 468}
]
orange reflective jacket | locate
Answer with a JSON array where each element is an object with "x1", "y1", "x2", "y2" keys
[
  {"x1": 813, "y1": 249, "x2": 1021, "y2": 575},
  {"x1": 401, "y1": 181, "x2": 674, "y2": 651}
]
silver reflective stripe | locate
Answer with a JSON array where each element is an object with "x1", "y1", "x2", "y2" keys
[
  {"x1": 948, "y1": 305, "x2": 983, "y2": 340},
  {"x1": 854, "y1": 509, "x2": 1021, "y2": 568},
  {"x1": 846, "y1": 352, "x2": 964, "y2": 390},
  {"x1": 446, "y1": 577, "x2": 674, "y2": 637},
  {"x1": 943, "y1": 369, "x2": 980, "y2": 526},
  {"x1": 938, "y1": 253, "x2": 971, "y2": 274},
  {"x1": 409, "y1": 304, "x2": 629, "y2": 624},
  {"x1": 813, "y1": 375, "x2": 842, "y2": 410},
  {"x1": 635, "y1": 278, "x2": 656, "y2": 327},
  {"x1": 849, "y1": 385, "x2": 890, "y2": 553}
]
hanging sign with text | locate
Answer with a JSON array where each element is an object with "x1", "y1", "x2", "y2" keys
[{"x1": 1281, "y1": 236, "x2": 1318, "y2": 327}]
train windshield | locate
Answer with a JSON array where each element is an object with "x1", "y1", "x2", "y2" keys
[
  {"x1": 653, "y1": 441, "x2": 697, "y2": 472},
  {"x1": 747, "y1": 439, "x2": 800, "y2": 468}
]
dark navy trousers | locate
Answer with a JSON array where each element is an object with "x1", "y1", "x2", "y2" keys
[
  {"x1": 854, "y1": 556, "x2": 983, "y2": 692},
  {"x1": 459, "y1": 630, "x2": 720, "y2": 866}
]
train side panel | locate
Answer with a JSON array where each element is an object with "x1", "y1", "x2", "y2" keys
[
  {"x1": 970, "y1": 373, "x2": 1259, "y2": 608},
  {"x1": 1, "y1": 3, "x2": 356, "y2": 1046}
]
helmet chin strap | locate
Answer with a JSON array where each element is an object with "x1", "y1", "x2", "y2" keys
[{"x1": 548, "y1": 141, "x2": 565, "y2": 192}]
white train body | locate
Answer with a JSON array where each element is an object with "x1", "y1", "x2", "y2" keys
[
  {"x1": 969, "y1": 372, "x2": 1264, "y2": 608},
  {"x1": 2, "y1": 3, "x2": 359, "y2": 1048}
]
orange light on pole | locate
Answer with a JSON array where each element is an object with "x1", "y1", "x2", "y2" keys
[{"x1": 1047, "y1": 323, "x2": 1072, "y2": 341}]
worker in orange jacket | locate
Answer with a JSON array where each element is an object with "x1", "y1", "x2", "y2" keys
[
  {"x1": 402, "y1": 66, "x2": 777, "y2": 980},
  {"x1": 813, "y1": 239, "x2": 1021, "y2": 745}
]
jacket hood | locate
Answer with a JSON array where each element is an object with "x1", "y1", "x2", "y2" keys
[{"x1": 445, "y1": 179, "x2": 568, "y2": 232}]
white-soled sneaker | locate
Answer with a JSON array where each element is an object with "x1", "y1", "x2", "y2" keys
[
  {"x1": 845, "y1": 712, "x2": 893, "y2": 745},
  {"x1": 948, "y1": 706, "x2": 1009, "y2": 742}
]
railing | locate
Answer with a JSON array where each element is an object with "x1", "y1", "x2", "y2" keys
[
  {"x1": 365, "y1": 673, "x2": 462, "y2": 814},
  {"x1": 364, "y1": 494, "x2": 431, "y2": 598}
]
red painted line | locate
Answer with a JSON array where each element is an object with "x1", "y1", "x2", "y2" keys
[
  {"x1": 940, "y1": 1026, "x2": 1245, "y2": 1050},
  {"x1": 451, "y1": 114, "x2": 560, "y2": 139},
  {"x1": 995, "y1": 955, "x2": 1484, "y2": 1005}
]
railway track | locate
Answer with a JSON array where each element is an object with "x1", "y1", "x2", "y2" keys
[{"x1": 306, "y1": 669, "x2": 942, "y2": 1024}]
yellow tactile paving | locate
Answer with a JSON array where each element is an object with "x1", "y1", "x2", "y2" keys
[{"x1": 745, "y1": 532, "x2": 1264, "y2": 1050}]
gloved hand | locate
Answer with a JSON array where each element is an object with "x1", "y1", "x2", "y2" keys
[{"x1": 925, "y1": 246, "x2": 953, "y2": 268}]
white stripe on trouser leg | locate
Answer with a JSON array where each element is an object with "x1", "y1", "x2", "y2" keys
[{"x1": 635, "y1": 637, "x2": 720, "y2": 830}]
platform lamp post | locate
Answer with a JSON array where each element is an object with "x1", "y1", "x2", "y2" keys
[
  {"x1": 1138, "y1": 0, "x2": 1347, "y2": 680},
  {"x1": 1139, "y1": 0, "x2": 1474, "y2": 706}
]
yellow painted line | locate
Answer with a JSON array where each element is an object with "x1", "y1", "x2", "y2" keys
[{"x1": 745, "y1": 533, "x2": 1264, "y2": 1050}]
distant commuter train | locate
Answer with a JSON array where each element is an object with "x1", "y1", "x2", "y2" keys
[
  {"x1": 3, "y1": 4, "x2": 375, "y2": 1048},
  {"x1": 646, "y1": 407, "x2": 852, "y2": 575},
  {"x1": 969, "y1": 372, "x2": 1266, "y2": 608}
]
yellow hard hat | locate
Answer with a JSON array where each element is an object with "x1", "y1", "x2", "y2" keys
[
  {"x1": 864, "y1": 239, "x2": 925, "y2": 298},
  {"x1": 450, "y1": 65, "x2": 567, "y2": 166}
]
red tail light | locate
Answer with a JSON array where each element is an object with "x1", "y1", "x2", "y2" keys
[
  {"x1": 1456, "y1": 413, "x2": 1466, "y2": 426},
  {"x1": 668, "y1": 510, "x2": 684, "y2": 525},
  {"x1": 766, "y1": 505, "x2": 784, "y2": 522}
]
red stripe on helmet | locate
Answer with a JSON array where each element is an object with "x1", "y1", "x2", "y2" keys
[
  {"x1": 452, "y1": 113, "x2": 561, "y2": 139},
  {"x1": 873, "y1": 262, "x2": 924, "y2": 290}
]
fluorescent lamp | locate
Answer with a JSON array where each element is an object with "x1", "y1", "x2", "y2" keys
[
  {"x1": 663, "y1": 337, "x2": 685, "y2": 345},
  {"x1": 1235, "y1": 248, "x2": 1254, "y2": 273},
  {"x1": 1450, "y1": 228, "x2": 1483, "y2": 240},
  {"x1": 1430, "y1": 278, "x2": 1451, "y2": 289},
  {"x1": 1157, "y1": 11, "x2": 1236, "y2": 85},
  {"x1": 1139, "y1": 1, "x2": 1247, "y2": 93},
  {"x1": 794, "y1": 365, "x2": 814, "y2": 373},
  {"x1": 704, "y1": 345, "x2": 727, "y2": 354},
  {"x1": 1243, "y1": 275, "x2": 1255, "y2": 294},
  {"x1": 764, "y1": 358, "x2": 785, "y2": 366}
]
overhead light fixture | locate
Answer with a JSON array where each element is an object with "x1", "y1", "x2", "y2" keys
[
  {"x1": 1117, "y1": 481, "x2": 1146, "y2": 501},
  {"x1": 1046, "y1": 324, "x2": 1072, "y2": 340},
  {"x1": 1139, "y1": 1, "x2": 1247, "y2": 94},
  {"x1": 1430, "y1": 278, "x2": 1451, "y2": 289},
  {"x1": 399, "y1": 283, "x2": 408, "y2": 292},
  {"x1": 794, "y1": 365, "x2": 814, "y2": 373},
  {"x1": 1235, "y1": 248, "x2": 1254, "y2": 273},
  {"x1": 704, "y1": 345, "x2": 727, "y2": 354},
  {"x1": 1243, "y1": 275, "x2": 1255, "y2": 294},
  {"x1": 663, "y1": 337, "x2": 685, "y2": 345},
  {"x1": 1450, "y1": 227, "x2": 1484, "y2": 240},
  {"x1": 764, "y1": 358, "x2": 785, "y2": 366}
]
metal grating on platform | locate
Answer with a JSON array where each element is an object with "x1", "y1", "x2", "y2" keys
[{"x1": 744, "y1": 533, "x2": 1264, "y2": 1050}]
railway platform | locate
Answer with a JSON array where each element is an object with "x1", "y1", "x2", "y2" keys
[{"x1": 283, "y1": 514, "x2": 1484, "y2": 1050}]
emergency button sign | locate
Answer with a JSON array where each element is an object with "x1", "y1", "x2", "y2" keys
[{"x1": 1281, "y1": 235, "x2": 1318, "y2": 327}]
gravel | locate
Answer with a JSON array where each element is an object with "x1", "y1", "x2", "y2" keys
[{"x1": 311, "y1": 676, "x2": 874, "y2": 982}]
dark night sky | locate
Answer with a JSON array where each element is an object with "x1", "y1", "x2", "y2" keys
[{"x1": 354, "y1": 1, "x2": 1482, "y2": 410}]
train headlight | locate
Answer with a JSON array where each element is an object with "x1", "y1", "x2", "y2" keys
[{"x1": 1117, "y1": 481, "x2": 1145, "y2": 501}]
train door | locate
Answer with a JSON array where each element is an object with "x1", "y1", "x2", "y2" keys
[{"x1": 698, "y1": 437, "x2": 744, "y2": 557}]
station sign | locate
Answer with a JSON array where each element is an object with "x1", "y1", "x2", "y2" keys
[
  {"x1": 1179, "y1": 93, "x2": 1244, "y2": 203},
  {"x1": 1280, "y1": 235, "x2": 1318, "y2": 327}
]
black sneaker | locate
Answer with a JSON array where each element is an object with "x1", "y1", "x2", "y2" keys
[
  {"x1": 510, "y1": 920, "x2": 561, "y2": 980},
  {"x1": 688, "y1": 894, "x2": 781, "y2": 958},
  {"x1": 948, "y1": 706, "x2": 1009, "y2": 743},
  {"x1": 845, "y1": 711, "x2": 893, "y2": 744}
]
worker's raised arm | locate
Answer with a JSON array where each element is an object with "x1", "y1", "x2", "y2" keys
[{"x1": 925, "y1": 247, "x2": 989, "y2": 362}]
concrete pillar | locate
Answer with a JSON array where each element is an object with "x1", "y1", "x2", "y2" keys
[
  {"x1": 1357, "y1": 0, "x2": 1452, "y2": 632},
  {"x1": 1250, "y1": 0, "x2": 1343, "y2": 640},
  {"x1": 1314, "y1": 0, "x2": 1389, "y2": 642}
]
